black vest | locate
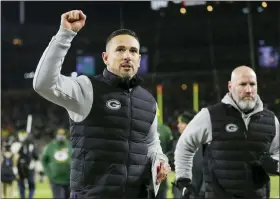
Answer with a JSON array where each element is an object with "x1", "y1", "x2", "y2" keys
[
  {"x1": 69, "y1": 70, "x2": 157, "y2": 198},
  {"x1": 204, "y1": 103, "x2": 275, "y2": 199}
]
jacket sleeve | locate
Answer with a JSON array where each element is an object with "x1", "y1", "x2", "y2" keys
[
  {"x1": 41, "y1": 145, "x2": 51, "y2": 178},
  {"x1": 33, "y1": 26, "x2": 92, "y2": 118},
  {"x1": 269, "y1": 116, "x2": 280, "y2": 173},
  {"x1": 146, "y1": 110, "x2": 168, "y2": 164},
  {"x1": 175, "y1": 108, "x2": 212, "y2": 180}
]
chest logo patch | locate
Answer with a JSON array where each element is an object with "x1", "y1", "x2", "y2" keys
[
  {"x1": 106, "y1": 99, "x2": 121, "y2": 110},
  {"x1": 54, "y1": 151, "x2": 69, "y2": 162},
  {"x1": 225, "y1": 123, "x2": 238, "y2": 132}
]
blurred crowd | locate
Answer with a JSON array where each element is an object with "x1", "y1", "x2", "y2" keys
[
  {"x1": 2, "y1": 71, "x2": 280, "y2": 144},
  {"x1": 2, "y1": 90, "x2": 69, "y2": 142}
]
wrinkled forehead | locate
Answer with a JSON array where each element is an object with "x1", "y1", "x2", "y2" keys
[
  {"x1": 108, "y1": 35, "x2": 140, "y2": 50},
  {"x1": 233, "y1": 73, "x2": 257, "y2": 84}
]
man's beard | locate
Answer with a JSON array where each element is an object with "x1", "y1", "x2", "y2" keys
[
  {"x1": 120, "y1": 73, "x2": 131, "y2": 79},
  {"x1": 120, "y1": 70, "x2": 133, "y2": 79},
  {"x1": 233, "y1": 95, "x2": 257, "y2": 112}
]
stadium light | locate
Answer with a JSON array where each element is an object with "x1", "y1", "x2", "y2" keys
[
  {"x1": 207, "y1": 5, "x2": 213, "y2": 12},
  {"x1": 13, "y1": 38, "x2": 23, "y2": 45},
  {"x1": 180, "y1": 7, "x2": 186, "y2": 14},
  {"x1": 181, "y1": 84, "x2": 188, "y2": 90},
  {"x1": 262, "y1": 1, "x2": 267, "y2": 8}
]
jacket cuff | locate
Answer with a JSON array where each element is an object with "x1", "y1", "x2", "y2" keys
[
  {"x1": 152, "y1": 153, "x2": 168, "y2": 164},
  {"x1": 55, "y1": 26, "x2": 77, "y2": 43}
]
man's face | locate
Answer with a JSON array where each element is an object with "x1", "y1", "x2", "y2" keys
[
  {"x1": 18, "y1": 132, "x2": 27, "y2": 142},
  {"x1": 56, "y1": 128, "x2": 66, "y2": 142},
  {"x1": 229, "y1": 73, "x2": 258, "y2": 112},
  {"x1": 102, "y1": 34, "x2": 141, "y2": 78},
  {"x1": 177, "y1": 119, "x2": 187, "y2": 134}
]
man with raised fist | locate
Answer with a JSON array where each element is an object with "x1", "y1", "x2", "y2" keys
[{"x1": 33, "y1": 10, "x2": 170, "y2": 199}]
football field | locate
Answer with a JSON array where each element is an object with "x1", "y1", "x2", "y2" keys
[
  {"x1": 12, "y1": 173, "x2": 279, "y2": 198},
  {"x1": 166, "y1": 173, "x2": 280, "y2": 198}
]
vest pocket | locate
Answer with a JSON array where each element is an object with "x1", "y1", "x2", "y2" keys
[
  {"x1": 248, "y1": 162, "x2": 269, "y2": 189},
  {"x1": 83, "y1": 161, "x2": 113, "y2": 186}
]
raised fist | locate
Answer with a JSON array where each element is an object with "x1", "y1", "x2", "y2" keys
[{"x1": 61, "y1": 10, "x2": 86, "y2": 33}]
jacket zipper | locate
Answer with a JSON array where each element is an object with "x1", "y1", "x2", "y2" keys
[
  {"x1": 244, "y1": 131, "x2": 247, "y2": 139},
  {"x1": 124, "y1": 90, "x2": 132, "y2": 195},
  {"x1": 243, "y1": 115, "x2": 250, "y2": 196},
  {"x1": 243, "y1": 116, "x2": 250, "y2": 139}
]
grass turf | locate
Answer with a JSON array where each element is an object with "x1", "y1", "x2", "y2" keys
[{"x1": 11, "y1": 173, "x2": 279, "y2": 198}]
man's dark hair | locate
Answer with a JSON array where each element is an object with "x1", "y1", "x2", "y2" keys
[
  {"x1": 178, "y1": 110, "x2": 196, "y2": 124},
  {"x1": 106, "y1": 29, "x2": 139, "y2": 46}
]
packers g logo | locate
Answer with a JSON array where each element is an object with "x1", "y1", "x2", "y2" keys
[
  {"x1": 225, "y1": 123, "x2": 238, "y2": 132},
  {"x1": 106, "y1": 99, "x2": 121, "y2": 110},
  {"x1": 54, "y1": 151, "x2": 69, "y2": 162}
]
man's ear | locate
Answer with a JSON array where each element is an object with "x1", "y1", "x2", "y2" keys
[
  {"x1": 228, "y1": 81, "x2": 232, "y2": 92},
  {"x1": 102, "y1": 52, "x2": 108, "y2": 65}
]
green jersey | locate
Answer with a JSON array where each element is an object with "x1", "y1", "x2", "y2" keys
[
  {"x1": 157, "y1": 124, "x2": 173, "y2": 154},
  {"x1": 41, "y1": 140, "x2": 71, "y2": 185}
]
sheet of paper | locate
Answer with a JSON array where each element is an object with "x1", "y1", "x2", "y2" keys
[{"x1": 152, "y1": 158, "x2": 161, "y2": 197}]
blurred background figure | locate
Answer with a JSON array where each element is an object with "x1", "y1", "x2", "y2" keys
[
  {"x1": 177, "y1": 111, "x2": 196, "y2": 135},
  {"x1": 11, "y1": 131, "x2": 39, "y2": 199},
  {"x1": 156, "y1": 121, "x2": 173, "y2": 199},
  {"x1": 41, "y1": 128, "x2": 71, "y2": 199},
  {"x1": 1, "y1": 138, "x2": 18, "y2": 198},
  {"x1": 173, "y1": 111, "x2": 205, "y2": 199}
]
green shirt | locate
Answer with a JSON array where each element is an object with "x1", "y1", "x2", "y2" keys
[
  {"x1": 41, "y1": 140, "x2": 72, "y2": 185},
  {"x1": 157, "y1": 124, "x2": 173, "y2": 154}
]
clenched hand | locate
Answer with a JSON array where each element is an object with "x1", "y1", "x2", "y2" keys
[{"x1": 61, "y1": 10, "x2": 86, "y2": 33}]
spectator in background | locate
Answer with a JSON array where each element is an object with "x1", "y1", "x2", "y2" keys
[
  {"x1": 156, "y1": 120, "x2": 173, "y2": 199},
  {"x1": 42, "y1": 128, "x2": 71, "y2": 199},
  {"x1": 11, "y1": 131, "x2": 39, "y2": 199},
  {"x1": 172, "y1": 111, "x2": 205, "y2": 199},
  {"x1": 1, "y1": 139, "x2": 18, "y2": 198}
]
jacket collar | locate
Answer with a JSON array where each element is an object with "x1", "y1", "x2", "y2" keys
[{"x1": 102, "y1": 68, "x2": 143, "y2": 90}]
